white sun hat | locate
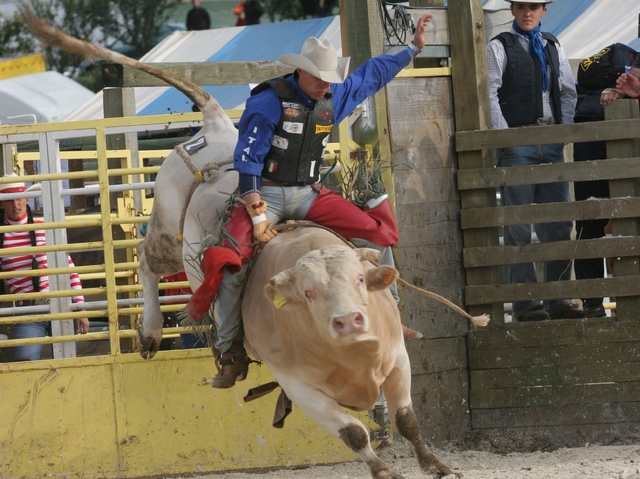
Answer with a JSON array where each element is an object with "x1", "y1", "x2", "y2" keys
[{"x1": 279, "y1": 37, "x2": 350, "y2": 84}]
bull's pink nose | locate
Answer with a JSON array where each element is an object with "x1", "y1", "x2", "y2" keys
[{"x1": 332, "y1": 312, "x2": 365, "y2": 335}]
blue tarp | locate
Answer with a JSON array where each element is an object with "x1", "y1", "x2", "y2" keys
[{"x1": 138, "y1": 17, "x2": 335, "y2": 115}]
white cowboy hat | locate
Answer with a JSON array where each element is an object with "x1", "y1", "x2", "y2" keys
[
  {"x1": 279, "y1": 37, "x2": 350, "y2": 84},
  {"x1": 0, "y1": 173, "x2": 41, "y2": 195}
]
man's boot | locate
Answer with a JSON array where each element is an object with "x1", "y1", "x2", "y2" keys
[{"x1": 212, "y1": 340, "x2": 249, "y2": 389}]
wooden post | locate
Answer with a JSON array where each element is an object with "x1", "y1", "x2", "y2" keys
[
  {"x1": 605, "y1": 99, "x2": 640, "y2": 321},
  {"x1": 103, "y1": 87, "x2": 141, "y2": 212},
  {"x1": 410, "y1": 0, "x2": 445, "y2": 68},
  {"x1": 339, "y1": 0, "x2": 395, "y2": 209},
  {"x1": 449, "y1": 0, "x2": 504, "y2": 324}
]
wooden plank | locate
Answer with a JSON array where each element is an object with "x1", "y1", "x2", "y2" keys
[
  {"x1": 388, "y1": 77, "x2": 453, "y2": 120},
  {"x1": 465, "y1": 276, "x2": 640, "y2": 306},
  {"x1": 468, "y1": 320, "x2": 640, "y2": 350},
  {"x1": 457, "y1": 157, "x2": 640, "y2": 190},
  {"x1": 407, "y1": 336, "x2": 468, "y2": 375},
  {"x1": 411, "y1": 368, "x2": 470, "y2": 443},
  {"x1": 460, "y1": 196, "x2": 640, "y2": 229},
  {"x1": 396, "y1": 202, "x2": 462, "y2": 246},
  {"x1": 463, "y1": 236, "x2": 640, "y2": 268},
  {"x1": 104, "y1": 61, "x2": 295, "y2": 88},
  {"x1": 471, "y1": 360, "x2": 640, "y2": 389},
  {"x1": 471, "y1": 402, "x2": 640, "y2": 429},
  {"x1": 470, "y1": 381, "x2": 640, "y2": 409},
  {"x1": 467, "y1": 421, "x2": 640, "y2": 447},
  {"x1": 469, "y1": 341, "x2": 640, "y2": 369},
  {"x1": 455, "y1": 118, "x2": 640, "y2": 152},
  {"x1": 395, "y1": 168, "x2": 460, "y2": 206},
  {"x1": 605, "y1": 100, "x2": 640, "y2": 321},
  {"x1": 448, "y1": 0, "x2": 503, "y2": 325},
  {"x1": 468, "y1": 317, "x2": 624, "y2": 350},
  {"x1": 392, "y1": 119, "x2": 456, "y2": 169}
]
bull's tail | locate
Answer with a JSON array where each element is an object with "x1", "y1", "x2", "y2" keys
[
  {"x1": 397, "y1": 277, "x2": 491, "y2": 327},
  {"x1": 21, "y1": 6, "x2": 219, "y2": 115}
]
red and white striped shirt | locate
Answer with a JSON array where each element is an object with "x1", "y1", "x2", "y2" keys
[{"x1": 1, "y1": 213, "x2": 84, "y2": 303}]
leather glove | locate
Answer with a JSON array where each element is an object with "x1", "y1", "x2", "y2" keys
[{"x1": 246, "y1": 200, "x2": 277, "y2": 243}]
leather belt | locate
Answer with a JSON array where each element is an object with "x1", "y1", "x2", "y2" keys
[{"x1": 261, "y1": 178, "x2": 313, "y2": 187}]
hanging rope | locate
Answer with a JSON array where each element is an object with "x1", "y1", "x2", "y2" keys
[{"x1": 377, "y1": 0, "x2": 415, "y2": 46}]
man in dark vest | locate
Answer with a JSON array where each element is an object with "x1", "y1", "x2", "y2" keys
[
  {"x1": 487, "y1": 0, "x2": 580, "y2": 322},
  {"x1": 202, "y1": 14, "x2": 434, "y2": 388}
]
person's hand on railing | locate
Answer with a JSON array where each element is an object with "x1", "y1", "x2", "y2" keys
[
  {"x1": 616, "y1": 73, "x2": 640, "y2": 100},
  {"x1": 600, "y1": 88, "x2": 625, "y2": 106},
  {"x1": 76, "y1": 317, "x2": 90, "y2": 334}
]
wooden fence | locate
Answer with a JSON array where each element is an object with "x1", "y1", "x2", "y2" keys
[{"x1": 456, "y1": 100, "x2": 640, "y2": 446}]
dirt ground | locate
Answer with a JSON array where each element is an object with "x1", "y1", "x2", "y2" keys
[{"x1": 169, "y1": 441, "x2": 640, "y2": 479}]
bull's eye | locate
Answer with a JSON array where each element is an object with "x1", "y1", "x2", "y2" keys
[
  {"x1": 357, "y1": 274, "x2": 364, "y2": 284},
  {"x1": 305, "y1": 289, "x2": 315, "y2": 300}
]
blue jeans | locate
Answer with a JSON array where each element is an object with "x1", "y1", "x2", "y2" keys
[
  {"x1": 13, "y1": 321, "x2": 52, "y2": 361},
  {"x1": 498, "y1": 144, "x2": 573, "y2": 319},
  {"x1": 213, "y1": 185, "x2": 398, "y2": 354}
]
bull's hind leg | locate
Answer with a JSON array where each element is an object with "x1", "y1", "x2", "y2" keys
[
  {"x1": 275, "y1": 376, "x2": 403, "y2": 479},
  {"x1": 382, "y1": 353, "x2": 457, "y2": 478},
  {"x1": 136, "y1": 240, "x2": 169, "y2": 359}
]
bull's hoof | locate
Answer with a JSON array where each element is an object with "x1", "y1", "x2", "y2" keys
[
  {"x1": 136, "y1": 329, "x2": 161, "y2": 359},
  {"x1": 373, "y1": 467, "x2": 404, "y2": 479}
]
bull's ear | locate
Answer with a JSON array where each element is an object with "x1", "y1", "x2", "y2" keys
[
  {"x1": 264, "y1": 268, "x2": 301, "y2": 306},
  {"x1": 365, "y1": 265, "x2": 399, "y2": 291},
  {"x1": 355, "y1": 247, "x2": 381, "y2": 263}
]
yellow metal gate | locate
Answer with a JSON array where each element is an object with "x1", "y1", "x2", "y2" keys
[{"x1": 0, "y1": 114, "x2": 369, "y2": 479}]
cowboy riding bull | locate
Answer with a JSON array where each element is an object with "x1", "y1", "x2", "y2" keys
[{"x1": 25, "y1": 10, "x2": 490, "y2": 478}]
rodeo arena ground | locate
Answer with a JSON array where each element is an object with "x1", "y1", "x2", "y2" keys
[{"x1": 2, "y1": 1, "x2": 640, "y2": 479}]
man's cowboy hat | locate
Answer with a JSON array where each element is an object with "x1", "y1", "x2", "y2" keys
[
  {"x1": 0, "y1": 173, "x2": 41, "y2": 195},
  {"x1": 507, "y1": 0, "x2": 555, "y2": 3},
  {"x1": 279, "y1": 37, "x2": 350, "y2": 83}
]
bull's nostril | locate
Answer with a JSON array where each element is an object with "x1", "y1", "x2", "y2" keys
[
  {"x1": 354, "y1": 313, "x2": 364, "y2": 325},
  {"x1": 333, "y1": 319, "x2": 345, "y2": 331}
]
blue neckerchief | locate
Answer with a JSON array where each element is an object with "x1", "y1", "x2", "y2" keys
[{"x1": 512, "y1": 20, "x2": 548, "y2": 92}]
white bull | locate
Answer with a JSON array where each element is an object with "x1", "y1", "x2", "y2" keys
[{"x1": 25, "y1": 17, "x2": 468, "y2": 477}]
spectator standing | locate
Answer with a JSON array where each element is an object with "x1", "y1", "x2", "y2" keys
[
  {"x1": 186, "y1": 0, "x2": 211, "y2": 31},
  {"x1": 0, "y1": 175, "x2": 89, "y2": 360},
  {"x1": 573, "y1": 44, "x2": 640, "y2": 317},
  {"x1": 486, "y1": 0, "x2": 580, "y2": 321},
  {"x1": 233, "y1": 1, "x2": 246, "y2": 26},
  {"x1": 243, "y1": 0, "x2": 263, "y2": 25}
]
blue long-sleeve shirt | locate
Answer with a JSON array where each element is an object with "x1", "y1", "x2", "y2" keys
[{"x1": 234, "y1": 48, "x2": 415, "y2": 192}]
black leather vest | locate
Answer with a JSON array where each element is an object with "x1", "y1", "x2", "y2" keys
[
  {"x1": 494, "y1": 32, "x2": 563, "y2": 127},
  {"x1": 252, "y1": 76, "x2": 334, "y2": 184}
]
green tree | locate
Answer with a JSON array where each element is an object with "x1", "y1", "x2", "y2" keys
[
  {"x1": 109, "y1": 0, "x2": 179, "y2": 59},
  {"x1": 0, "y1": 14, "x2": 36, "y2": 57},
  {"x1": 261, "y1": 0, "x2": 303, "y2": 22},
  {"x1": 9, "y1": 0, "x2": 178, "y2": 75}
]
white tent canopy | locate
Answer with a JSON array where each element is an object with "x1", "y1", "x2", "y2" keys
[
  {"x1": 0, "y1": 70, "x2": 94, "y2": 125},
  {"x1": 65, "y1": 3, "x2": 640, "y2": 122}
]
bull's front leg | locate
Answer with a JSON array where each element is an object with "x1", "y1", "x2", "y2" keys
[
  {"x1": 382, "y1": 351, "x2": 458, "y2": 478},
  {"x1": 136, "y1": 241, "x2": 166, "y2": 359},
  {"x1": 274, "y1": 374, "x2": 403, "y2": 479}
]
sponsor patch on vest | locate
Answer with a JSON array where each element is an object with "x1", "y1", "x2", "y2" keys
[
  {"x1": 283, "y1": 107, "x2": 301, "y2": 118},
  {"x1": 271, "y1": 135, "x2": 288, "y2": 149},
  {"x1": 283, "y1": 121, "x2": 303, "y2": 134},
  {"x1": 266, "y1": 160, "x2": 278, "y2": 173},
  {"x1": 183, "y1": 136, "x2": 207, "y2": 155},
  {"x1": 316, "y1": 107, "x2": 332, "y2": 121},
  {"x1": 315, "y1": 124, "x2": 333, "y2": 134}
]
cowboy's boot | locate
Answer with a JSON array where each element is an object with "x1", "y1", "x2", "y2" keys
[
  {"x1": 402, "y1": 324, "x2": 423, "y2": 342},
  {"x1": 212, "y1": 339, "x2": 249, "y2": 389}
]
